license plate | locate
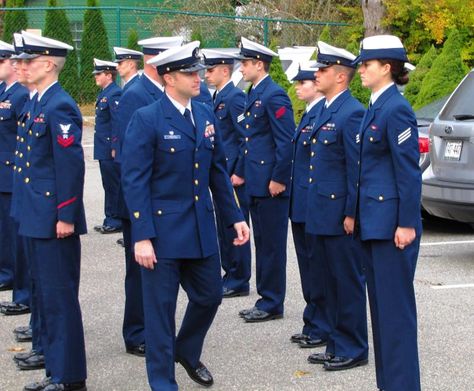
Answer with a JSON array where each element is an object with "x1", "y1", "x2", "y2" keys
[{"x1": 444, "y1": 140, "x2": 463, "y2": 160}]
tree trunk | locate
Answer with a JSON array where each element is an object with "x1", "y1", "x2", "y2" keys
[{"x1": 361, "y1": 0, "x2": 389, "y2": 37}]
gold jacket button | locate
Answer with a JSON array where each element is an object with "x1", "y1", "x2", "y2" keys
[
  {"x1": 157, "y1": 210, "x2": 162, "y2": 215},
  {"x1": 46, "y1": 192, "x2": 51, "y2": 196},
  {"x1": 378, "y1": 195, "x2": 384, "y2": 201},
  {"x1": 370, "y1": 137, "x2": 374, "y2": 142},
  {"x1": 331, "y1": 194, "x2": 336, "y2": 199},
  {"x1": 194, "y1": 179, "x2": 199, "y2": 185},
  {"x1": 195, "y1": 195, "x2": 199, "y2": 201},
  {"x1": 309, "y1": 178, "x2": 313, "y2": 183},
  {"x1": 25, "y1": 177, "x2": 29, "y2": 183},
  {"x1": 194, "y1": 162, "x2": 199, "y2": 169},
  {"x1": 170, "y1": 147, "x2": 175, "y2": 153}
]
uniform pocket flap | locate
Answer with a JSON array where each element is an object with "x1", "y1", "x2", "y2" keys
[
  {"x1": 317, "y1": 131, "x2": 337, "y2": 145},
  {"x1": 367, "y1": 186, "x2": 398, "y2": 201},
  {"x1": 0, "y1": 108, "x2": 13, "y2": 121},
  {"x1": 0, "y1": 151, "x2": 14, "y2": 165},
  {"x1": 317, "y1": 181, "x2": 347, "y2": 199},
  {"x1": 32, "y1": 122, "x2": 48, "y2": 138},
  {"x1": 31, "y1": 178, "x2": 56, "y2": 196},
  {"x1": 152, "y1": 199, "x2": 183, "y2": 215},
  {"x1": 157, "y1": 142, "x2": 186, "y2": 153},
  {"x1": 366, "y1": 129, "x2": 382, "y2": 143}
]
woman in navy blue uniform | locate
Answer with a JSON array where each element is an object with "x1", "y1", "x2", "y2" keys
[
  {"x1": 353, "y1": 35, "x2": 422, "y2": 391},
  {"x1": 288, "y1": 66, "x2": 326, "y2": 345}
]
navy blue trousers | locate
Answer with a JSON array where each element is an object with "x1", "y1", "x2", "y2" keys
[
  {"x1": 0, "y1": 192, "x2": 14, "y2": 285},
  {"x1": 25, "y1": 235, "x2": 86, "y2": 384},
  {"x1": 98, "y1": 159, "x2": 122, "y2": 228},
  {"x1": 12, "y1": 225, "x2": 30, "y2": 306},
  {"x1": 306, "y1": 234, "x2": 332, "y2": 341},
  {"x1": 291, "y1": 222, "x2": 320, "y2": 337},
  {"x1": 215, "y1": 184, "x2": 251, "y2": 292},
  {"x1": 359, "y1": 237, "x2": 421, "y2": 391},
  {"x1": 250, "y1": 196, "x2": 289, "y2": 315},
  {"x1": 316, "y1": 234, "x2": 368, "y2": 359},
  {"x1": 122, "y1": 218, "x2": 145, "y2": 347},
  {"x1": 142, "y1": 252, "x2": 222, "y2": 391}
]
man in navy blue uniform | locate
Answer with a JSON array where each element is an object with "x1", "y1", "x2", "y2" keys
[
  {"x1": 303, "y1": 42, "x2": 368, "y2": 371},
  {"x1": 237, "y1": 37, "x2": 295, "y2": 323},
  {"x1": 110, "y1": 46, "x2": 142, "y2": 162},
  {"x1": 0, "y1": 40, "x2": 28, "y2": 295},
  {"x1": 121, "y1": 41, "x2": 250, "y2": 391},
  {"x1": 92, "y1": 59, "x2": 122, "y2": 234},
  {"x1": 114, "y1": 36, "x2": 184, "y2": 357},
  {"x1": 8, "y1": 34, "x2": 45, "y2": 371},
  {"x1": 18, "y1": 31, "x2": 87, "y2": 391},
  {"x1": 354, "y1": 35, "x2": 422, "y2": 391},
  {"x1": 287, "y1": 66, "x2": 326, "y2": 345},
  {"x1": 203, "y1": 49, "x2": 251, "y2": 298}
]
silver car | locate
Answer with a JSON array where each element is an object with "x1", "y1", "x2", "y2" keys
[{"x1": 422, "y1": 69, "x2": 474, "y2": 223}]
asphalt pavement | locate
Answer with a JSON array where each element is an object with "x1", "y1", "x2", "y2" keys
[{"x1": 1, "y1": 125, "x2": 473, "y2": 391}]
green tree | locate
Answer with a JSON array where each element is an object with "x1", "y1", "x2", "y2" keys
[
  {"x1": 318, "y1": 24, "x2": 331, "y2": 43},
  {"x1": 125, "y1": 28, "x2": 142, "y2": 69},
  {"x1": 79, "y1": 0, "x2": 111, "y2": 103},
  {"x1": 404, "y1": 45, "x2": 438, "y2": 106},
  {"x1": 126, "y1": 28, "x2": 140, "y2": 52},
  {"x1": 346, "y1": 42, "x2": 370, "y2": 107},
  {"x1": 415, "y1": 29, "x2": 469, "y2": 109},
  {"x1": 268, "y1": 40, "x2": 291, "y2": 91},
  {"x1": 2, "y1": 0, "x2": 28, "y2": 42},
  {"x1": 287, "y1": 83, "x2": 306, "y2": 124},
  {"x1": 44, "y1": 0, "x2": 80, "y2": 102}
]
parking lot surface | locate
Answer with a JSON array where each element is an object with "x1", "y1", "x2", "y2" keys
[{"x1": 1, "y1": 127, "x2": 473, "y2": 391}]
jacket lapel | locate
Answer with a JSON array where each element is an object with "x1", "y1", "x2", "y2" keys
[
  {"x1": 360, "y1": 84, "x2": 398, "y2": 134},
  {"x1": 193, "y1": 102, "x2": 208, "y2": 148}
]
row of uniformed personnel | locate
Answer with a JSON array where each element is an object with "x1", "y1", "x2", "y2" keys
[{"x1": 0, "y1": 29, "x2": 422, "y2": 391}]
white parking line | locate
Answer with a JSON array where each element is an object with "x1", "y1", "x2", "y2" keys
[
  {"x1": 431, "y1": 283, "x2": 474, "y2": 290},
  {"x1": 421, "y1": 239, "x2": 474, "y2": 247}
]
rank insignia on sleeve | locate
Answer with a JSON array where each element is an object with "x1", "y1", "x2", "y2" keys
[
  {"x1": 57, "y1": 123, "x2": 75, "y2": 148},
  {"x1": 237, "y1": 113, "x2": 245, "y2": 123},
  {"x1": 356, "y1": 134, "x2": 360, "y2": 144},
  {"x1": 398, "y1": 127, "x2": 411, "y2": 145},
  {"x1": 275, "y1": 106, "x2": 286, "y2": 119}
]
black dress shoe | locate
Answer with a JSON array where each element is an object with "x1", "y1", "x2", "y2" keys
[
  {"x1": 17, "y1": 354, "x2": 45, "y2": 370},
  {"x1": 1, "y1": 302, "x2": 30, "y2": 315},
  {"x1": 238, "y1": 307, "x2": 257, "y2": 318},
  {"x1": 298, "y1": 338, "x2": 327, "y2": 348},
  {"x1": 99, "y1": 225, "x2": 122, "y2": 234},
  {"x1": 222, "y1": 288, "x2": 249, "y2": 298},
  {"x1": 16, "y1": 328, "x2": 33, "y2": 342},
  {"x1": 14, "y1": 325, "x2": 31, "y2": 334},
  {"x1": 43, "y1": 381, "x2": 87, "y2": 391},
  {"x1": 125, "y1": 343, "x2": 145, "y2": 357},
  {"x1": 0, "y1": 282, "x2": 13, "y2": 291},
  {"x1": 93, "y1": 225, "x2": 104, "y2": 232},
  {"x1": 176, "y1": 357, "x2": 214, "y2": 387},
  {"x1": 116, "y1": 238, "x2": 125, "y2": 247},
  {"x1": 24, "y1": 377, "x2": 52, "y2": 391},
  {"x1": 244, "y1": 309, "x2": 283, "y2": 323},
  {"x1": 307, "y1": 352, "x2": 335, "y2": 364},
  {"x1": 14, "y1": 349, "x2": 38, "y2": 362},
  {"x1": 290, "y1": 333, "x2": 310, "y2": 343},
  {"x1": 323, "y1": 356, "x2": 368, "y2": 371}
]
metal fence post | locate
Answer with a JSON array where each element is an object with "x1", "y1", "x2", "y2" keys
[
  {"x1": 263, "y1": 18, "x2": 269, "y2": 46},
  {"x1": 116, "y1": 6, "x2": 121, "y2": 47}
]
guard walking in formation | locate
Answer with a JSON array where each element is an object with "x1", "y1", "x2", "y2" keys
[
  {"x1": 304, "y1": 42, "x2": 368, "y2": 370},
  {"x1": 121, "y1": 41, "x2": 250, "y2": 391},
  {"x1": 203, "y1": 49, "x2": 252, "y2": 298},
  {"x1": 114, "y1": 36, "x2": 183, "y2": 357},
  {"x1": 354, "y1": 35, "x2": 422, "y2": 391},
  {"x1": 92, "y1": 59, "x2": 122, "y2": 234},
  {"x1": 287, "y1": 66, "x2": 326, "y2": 345},
  {"x1": 18, "y1": 31, "x2": 87, "y2": 391},
  {"x1": 237, "y1": 37, "x2": 295, "y2": 322},
  {"x1": 0, "y1": 40, "x2": 28, "y2": 296}
]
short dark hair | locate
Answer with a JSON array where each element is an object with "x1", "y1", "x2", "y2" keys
[
  {"x1": 251, "y1": 59, "x2": 270, "y2": 72},
  {"x1": 104, "y1": 70, "x2": 117, "y2": 82},
  {"x1": 378, "y1": 59, "x2": 409, "y2": 85}
]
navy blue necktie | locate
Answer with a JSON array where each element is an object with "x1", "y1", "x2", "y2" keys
[{"x1": 184, "y1": 108, "x2": 195, "y2": 129}]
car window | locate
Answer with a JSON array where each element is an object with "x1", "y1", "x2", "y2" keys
[{"x1": 439, "y1": 71, "x2": 474, "y2": 120}]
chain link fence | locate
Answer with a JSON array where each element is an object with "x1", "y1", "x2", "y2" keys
[{"x1": 0, "y1": 6, "x2": 349, "y2": 104}]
